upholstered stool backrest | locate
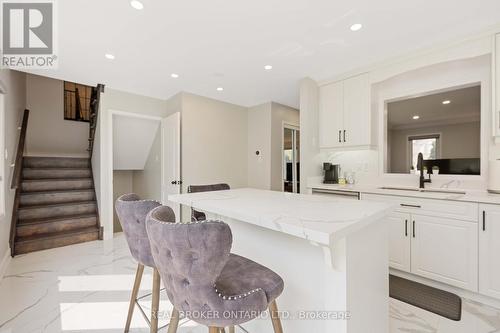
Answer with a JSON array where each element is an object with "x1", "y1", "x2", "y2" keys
[
  {"x1": 187, "y1": 183, "x2": 230, "y2": 193},
  {"x1": 146, "y1": 206, "x2": 233, "y2": 316},
  {"x1": 115, "y1": 193, "x2": 170, "y2": 267},
  {"x1": 187, "y1": 183, "x2": 230, "y2": 221}
]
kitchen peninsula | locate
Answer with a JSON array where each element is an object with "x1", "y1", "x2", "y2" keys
[{"x1": 169, "y1": 188, "x2": 393, "y2": 333}]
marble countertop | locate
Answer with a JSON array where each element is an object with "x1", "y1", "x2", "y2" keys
[
  {"x1": 169, "y1": 188, "x2": 393, "y2": 245},
  {"x1": 309, "y1": 183, "x2": 500, "y2": 205}
]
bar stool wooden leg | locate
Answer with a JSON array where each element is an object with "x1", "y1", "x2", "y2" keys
[
  {"x1": 208, "y1": 327, "x2": 219, "y2": 333},
  {"x1": 219, "y1": 328, "x2": 226, "y2": 333},
  {"x1": 125, "y1": 263, "x2": 144, "y2": 332},
  {"x1": 150, "y1": 268, "x2": 161, "y2": 333},
  {"x1": 269, "y1": 300, "x2": 284, "y2": 333},
  {"x1": 167, "y1": 307, "x2": 180, "y2": 333},
  {"x1": 228, "y1": 326, "x2": 235, "y2": 333}
]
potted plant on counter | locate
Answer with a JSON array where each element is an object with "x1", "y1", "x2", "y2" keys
[{"x1": 432, "y1": 166, "x2": 440, "y2": 175}]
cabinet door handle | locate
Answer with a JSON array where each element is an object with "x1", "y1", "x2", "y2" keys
[
  {"x1": 343, "y1": 130, "x2": 346, "y2": 142},
  {"x1": 400, "y1": 203, "x2": 421, "y2": 208},
  {"x1": 405, "y1": 219, "x2": 408, "y2": 237},
  {"x1": 338, "y1": 130, "x2": 342, "y2": 143},
  {"x1": 412, "y1": 220, "x2": 416, "y2": 238},
  {"x1": 483, "y1": 211, "x2": 486, "y2": 231}
]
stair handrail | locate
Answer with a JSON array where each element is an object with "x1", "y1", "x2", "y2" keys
[
  {"x1": 9, "y1": 109, "x2": 29, "y2": 255},
  {"x1": 11, "y1": 109, "x2": 29, "y2": 190},
  {"x1": 88, "y1": 84, "x2": 104, "y2": 158},
  {"x1": 75, "y1": 87, "x2": 83, "y2": 121}
]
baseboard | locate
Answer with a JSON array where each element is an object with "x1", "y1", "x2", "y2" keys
[{"x1": 0, "y1": 247, "x2": 11, "y2": 281}]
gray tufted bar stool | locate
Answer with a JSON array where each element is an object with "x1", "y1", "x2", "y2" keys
[
  {"x1": 146, "y1": 205, "x2": 285, "y2": 333},
  {"x1": 115, "y1": 194, "x2": 180, "y2": 333},
  {"x1": 187, "y1": 183, "x2": 230, "y2": 222}
]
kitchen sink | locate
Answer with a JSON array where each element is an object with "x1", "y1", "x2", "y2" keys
[{"x1": 378, "y1": 186, "x2": 466, "y2": 195}]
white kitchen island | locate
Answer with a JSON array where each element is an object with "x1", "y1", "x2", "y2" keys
[{"x1": 169, "y1": 188, "x2": 393, "y2": 333}]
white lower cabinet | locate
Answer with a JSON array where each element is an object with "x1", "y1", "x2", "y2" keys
[
  {"x1": 363, "y1": 193, "x2": 479, "y2": 292},
  {"x1": 479, "y1": 204, "x2": 500, "y2": 299},
  {"x1": 411, "y1": 214, "x2": 478, "y2": 291},
  {"x1": 388, "y1": 212, "x2": 411, "y2": 272}
]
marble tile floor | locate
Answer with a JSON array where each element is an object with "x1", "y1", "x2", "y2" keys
[{"x1": 0, "y1": 233, "x2": 499, "y2": 333}]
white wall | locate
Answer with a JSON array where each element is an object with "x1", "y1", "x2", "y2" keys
[
  {"x1": 181, "y1": 92, "x2": 248, "y2": 193},
  {"x1": 299, "y1": 78, "x2": 322, "y2": 193},
  {"x1": 112, "y1": 170, "x2": 133, "y2": 233},
  {"x1": 112, "y1": 115, "x2": 160, "y2": 170},
  {"x1": 247, "y1": 102, "x2": 299, "y2": 191},
  {"x1": 247, "y1": 103, "x2": 272, "y2": 189},
  {"x1": 25, "y1": 74, "x2": 88, "y2": 157},
  {"x1": 270, "y1": 103, "x2": 299, "y2": 191},
  {"x1": 133, "y1": 127, "x2": 162, "y2": 201},
  {"x1": 0, "y1": 69, "x2": 26, "y2": 268}
]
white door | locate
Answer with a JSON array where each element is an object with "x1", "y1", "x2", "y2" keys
[
  {"x1": 411, "y1": 214, "x2": 478, "y2": 291},
  {"x1": 319, "y1": 81, "x2": 344, "y2": 148},
  {"x1": 479, "y1": 204, "x2": 500, "y2": 299},
  {"x1": 343, "y1": 73, "x2": 370, "y2": 147},
  {"x1": 161, "y1": 112, "x2": 181, "y2": 222},
  {"x1": 388, "y1": 212, "x2": 411, "y2": 272}
]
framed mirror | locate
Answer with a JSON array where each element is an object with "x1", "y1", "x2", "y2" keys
[{"x1": 385, "y1": 84, "x2": 480, "y2": 175}]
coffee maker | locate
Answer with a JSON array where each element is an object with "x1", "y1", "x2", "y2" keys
[{"x1": 323, "y1": 163, "x2": 340, "y2": 184}]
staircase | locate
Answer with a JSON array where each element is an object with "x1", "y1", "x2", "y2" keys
[
  {"x1": 12, "y1": 157, "x2": 100, "y2": 255},
  {"x1": 9, "y1": 84, "x2": 104, "y2": 256}
]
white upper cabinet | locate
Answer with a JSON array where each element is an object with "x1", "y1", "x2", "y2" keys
[
  {"x1": 319, "y1": 81, "x2": 344, "y2": 148},
  {"x1": 343, "y1": 73, "x2": 371, "y2": 146},
  {"x1": 479, "y1": 204, "x2": 500, "y2": 299},
  {"x1": 319, "y1": 73, "x2": 371, "y2": 148}
]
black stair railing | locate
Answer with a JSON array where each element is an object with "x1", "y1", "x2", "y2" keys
[{"x1": 9, "y1": 109, "x2": 30, "y2": 256}]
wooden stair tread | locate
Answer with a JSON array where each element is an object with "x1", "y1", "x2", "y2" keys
[
  {"x1": 23, "y1": 166, "x2": 90, "y2": 171},
  {"x1": 18, "y1": 200, "x2": 96, "y2": 210},
  {"x1": 22, "y1": 177, "x2": 93, "y2": 183},
  {"x1": 17, "y1": 213, "x2": 97, "y2": 226},
  {"x1": 15, "y1": 226, "x2": 99, "y2": 244},
  {"x1": 20, "y1": 189, "x2": 95, "y2": 195}
]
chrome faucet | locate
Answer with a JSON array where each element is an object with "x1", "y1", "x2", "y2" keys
[{"x1": 417, "y1": 152, "x2": 431, "y2": 189}]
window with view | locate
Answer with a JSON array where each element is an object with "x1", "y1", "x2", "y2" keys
[
  {"x1": 64, "y1": 81, "x2": 92, "y2": 122},
  {"x1": 409, "y1": 135, "x2": 439, "y2": 170}
]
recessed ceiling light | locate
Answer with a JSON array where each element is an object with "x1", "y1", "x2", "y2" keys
[
  {"x1": 105, "y1": 53, "x2": 115, "y2": 60},
  {"x1": 264, "y1": 65, "x2": 273, "y2": 70},
  {"x1": 442, "y1": 100, "x2": 451, "y2": 105},
  {"x1": 412, "y1": 115, "x2": 420, "y2": 120},
  {"x1": 171, "y1": 73, "x2": 179, "y2": 78},
  {"x1": 130, "y1": 0, "x2": 144, "y2": 10},
  {"x1": 350, "y1": 23, "x2": 363, "y2": 32},
  {"x1": 216, "y1": 87, "x2": 224, "y2": 92}
]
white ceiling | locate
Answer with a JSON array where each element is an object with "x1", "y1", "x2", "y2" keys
[
  {"x1": 26, "y1": 0, "x2": 500, "y2": 108},
  {"x1": 113, "y1": 114, "x2": 159, "y2": 170}
]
